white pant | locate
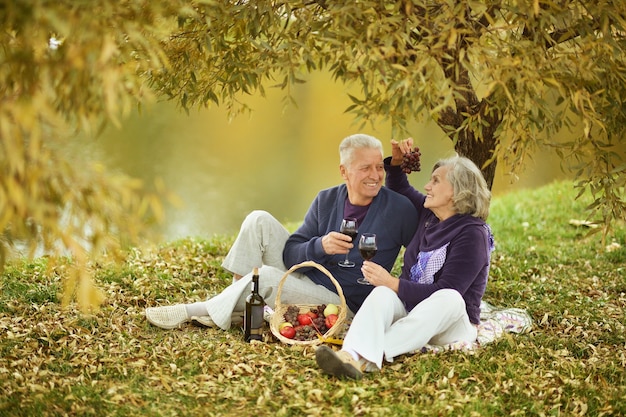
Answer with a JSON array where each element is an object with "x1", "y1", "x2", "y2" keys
[
  {"x1": 343, "y1": 287, "x2": 477, "y2": 369},
  {"x1": 205, "y1": 210, "x2": 342, "y2": 329}
]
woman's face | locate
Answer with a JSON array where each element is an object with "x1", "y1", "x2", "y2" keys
[
  {"x1": 340, "y1": 147, "x2": 384, "y2": 206},
  {"x1": 424, "y1": 165, "x2": 456, "y2": 220}
]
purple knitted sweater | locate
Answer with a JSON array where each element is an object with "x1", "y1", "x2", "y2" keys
[{"x1": 384, "y1": 157, "x2": 493, "y2": 324}]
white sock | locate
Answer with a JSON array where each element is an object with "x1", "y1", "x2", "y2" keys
[
  {"x1": 342, "y1": 348, "x2": 360, "y2": 362},
  {"x1": 343, "y1": 348, "x2": 379, "y2": 372},
  {"x1": 185, "y1": 301, "x2": 209, "y2": 317}
]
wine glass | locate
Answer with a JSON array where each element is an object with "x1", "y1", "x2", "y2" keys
[
  {"x1": 357, "y1": 233, "x2": 377, "y2": 285},
  {"x1": 338, "y1": 218, "x2": 358, "y2": 268}
]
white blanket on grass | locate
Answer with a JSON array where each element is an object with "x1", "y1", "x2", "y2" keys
[{"x1": 418, "y1": 300, "x2": 533, "y2": 353}]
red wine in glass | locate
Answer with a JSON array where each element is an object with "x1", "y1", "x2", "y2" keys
[
  {"x1": 359, "y1": 247, "x2": 377, "y2": 261},
  {"x1": 357, "y1": 233, "x2": 377, "y2": 284},
  {"x1": 338, "y1": 218, "x2": 358, "y2": 268}
]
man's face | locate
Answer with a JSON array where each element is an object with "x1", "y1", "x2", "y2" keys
[{"x1": 340, "y1": 147, "x2": 384, "y2": 206}]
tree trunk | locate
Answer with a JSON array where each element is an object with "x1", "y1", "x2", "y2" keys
[
  {"x1": 454, "y1": 130, "x2": 498, "y2": 190},
  {"x1": 436, "y1": 104, "x2": 500, "y2": 190},
  {"x1": 434, "y1": 33, "x2": 501, "y2": 190}
]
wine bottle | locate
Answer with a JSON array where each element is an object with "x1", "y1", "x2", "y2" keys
[{"x1": 244, "y1": 267, "x2": 265, "y2": 342}]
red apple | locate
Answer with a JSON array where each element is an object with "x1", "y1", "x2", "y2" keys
[
  {"x1": 325, "y1": 314, "x2": 338, "y2": 328},
  {"x1": 306, "y1": 311, "x2": 318, "y2": 320},
  {"x1": 279, "y1": 325, "x2": 296, "y2": 339},
  {"x1": 297, "y1": 314, "x2": 312, "y2": 326}
]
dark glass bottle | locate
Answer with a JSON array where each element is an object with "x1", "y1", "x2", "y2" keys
[{"x1": 244, "y1": 267, "x2": 265, "y2": 342}]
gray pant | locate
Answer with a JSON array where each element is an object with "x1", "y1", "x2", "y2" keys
[{"x1": 205, "y1": 210, "x2": 342, "y2": 329}]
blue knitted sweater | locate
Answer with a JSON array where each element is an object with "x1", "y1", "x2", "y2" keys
[{"x1": 283, "y1": 184, "x2": 418, "y2": 313}]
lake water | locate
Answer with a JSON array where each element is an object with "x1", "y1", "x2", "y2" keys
[{"x1": 82, "y1": 74, "x2": 568, "y2": 242}]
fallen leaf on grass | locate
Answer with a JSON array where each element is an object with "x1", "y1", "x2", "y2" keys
[{"x1": 568, "y1": 219, "x2": 599, "y2": 228}]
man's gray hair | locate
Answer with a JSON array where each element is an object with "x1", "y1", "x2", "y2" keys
[{"x1": 339, "y1": 134, "x2": 384, "y2": 166}]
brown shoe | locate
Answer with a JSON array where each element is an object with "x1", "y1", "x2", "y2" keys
[{"x1": 315, "y1": 345, "x2": 364, "y2": 380}]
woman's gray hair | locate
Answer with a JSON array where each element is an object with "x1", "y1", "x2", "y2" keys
[
  {"x1": 339, "y1": 134, "x2": 384, "y2": 166},
  {"x1": 434, "y1": 156, "x2": 491, "y2": 220}
]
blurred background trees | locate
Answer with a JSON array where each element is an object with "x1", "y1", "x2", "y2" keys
[
  {"x1": 152, "y1": 0, "x2": 626, "y2": 240},
  {"x1": 1, "y1": 0, "x2": 625, "y2": 309},
  {"x1": 0, "y1": 0, "x2": 182, "y2": 310}
]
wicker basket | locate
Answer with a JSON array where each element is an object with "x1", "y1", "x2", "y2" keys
[{"x1": 269, "y1": 260, "x2": 347, "y2": 346}]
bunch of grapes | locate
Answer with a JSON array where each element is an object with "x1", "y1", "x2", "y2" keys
[
  {"x1": 294, "y1": 325, "x2": 318, "y2": 341},
  {"x1": 312, "y1": 316, "x2": 328, "y2": 334},
  {"x1": 400, "y1": 147, "x2": 422, "y2": 174},
  {"x1": 282, "y1": 304, "x2": 331, "y2": 340},
  {"x1": 313, "y1": 304, "x2": 329, "y2": 332},
  {"x1": 283, "y1": 305, "x2": 301, "y2": 327}
]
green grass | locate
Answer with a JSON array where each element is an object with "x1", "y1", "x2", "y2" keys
[{"x1": 1, "y1": 181, "x2": 625, "y2": 416}]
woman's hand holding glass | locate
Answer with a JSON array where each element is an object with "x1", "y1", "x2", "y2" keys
[{"x1": 360, "y1": 260, "x2": 400, "y2": 291}]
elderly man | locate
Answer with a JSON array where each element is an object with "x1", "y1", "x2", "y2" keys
[{"x1": 145, "y1": 133, "x2": 418, "y2": 330}]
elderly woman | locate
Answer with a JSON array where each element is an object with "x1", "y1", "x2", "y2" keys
[{"x1": 315, "y1": 138, "x2": 494, "y2": 380}]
